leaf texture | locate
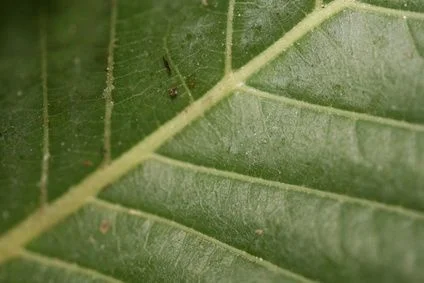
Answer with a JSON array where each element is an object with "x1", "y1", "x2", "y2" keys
[{"x1": 0, "y1": 0, "x2": 424, "y2": 282}]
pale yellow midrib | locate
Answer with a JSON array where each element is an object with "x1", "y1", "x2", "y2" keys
[
  {"x1": 0, "y1": 0, "x2": 420, "y2": 264},
  {"x1": 20, "y1": 250, "x2": 123, "y2": 283},
  {"x1": 315, "y1": 0, "x2": 324, "y2": 10}
]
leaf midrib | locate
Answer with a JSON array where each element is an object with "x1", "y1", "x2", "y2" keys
[{"x1": 0, "y1": 0, "x2": 423, "y2": 266}]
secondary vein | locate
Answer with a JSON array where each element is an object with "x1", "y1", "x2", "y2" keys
[
  {"x1": 0, "y1": 0, "x2": 351, "y2": 264},
  {"x1": 151, "y1": 153, "x2": 424, "y2": 220},
  {"x1": 225, "y1": 0, "x2": 236, "y2": 74},
  {"x1": 163, "y1": 34, "x2": 195, "y2": 102},
  {"x1": 90, "y1": 197, "x2": 316, "y2": 283},
  {"x1": 233, "y1": 0, "x2": 348, "y2": 81},
  {"x1": 20, "y1": 249, "x2": 124, "y2": 283},
  {"x1": 352, "y1": 1, "x2": 424, "y2": 20},
  {"x1": 39, "y1": 9, "x2": 49, "y2": 210},
  {"x1": 102, "y1": 0, "x2": 118, "y2": 166},
  {"x1": 1, "y1": 0, "x2": 420, "y2": 265},
  {"x1": 241, "y1": 85, "x2": 424, "y2": 132}
]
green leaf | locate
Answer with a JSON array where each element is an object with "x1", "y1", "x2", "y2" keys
[{"x1": 0, "y1": 0, "x2": 423, "y2": 282}]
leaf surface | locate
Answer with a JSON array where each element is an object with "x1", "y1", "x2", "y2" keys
[{"x1": 0, "y1": 0, "x2": 424, "y2": 282}]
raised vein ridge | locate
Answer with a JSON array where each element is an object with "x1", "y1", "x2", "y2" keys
[
  {"x1": 354, "y1": 1, "x2": 424, "y2": 19},
  {"x1": 20, "y1": 250, "x2": 123, "y2": 283},
  {"x1": 225, "y1": 0, "x2": 236, "y2": 74},
  {"x1": 0, "y1": 0, "x2": 421, "y2": 265},
  {"x1": 151, "y1": 154, "x2": 424, "y2": 219},
  {"x1": 163, "y1": 34, "x2": 195, "y2": 102},
  {"x1": 241, "y1": 85, "x2": 424, "y2": 132},
  {"x1": 89, "y1": 197, "x2": 316, "y2": 283},
  {"x1": 39, "y1": 10, "x2": 49, "y2": 210},
  {"x1": 102, "y1": 0, "x2": 118, "y2": 166}
]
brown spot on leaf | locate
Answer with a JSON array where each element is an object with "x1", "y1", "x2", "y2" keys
[
  {"x1": 99, "y1": 220, "x2": 111, "y2": 234},
  {"x1": 83, "y1": 160, "x2": 93, "y2": 167}
]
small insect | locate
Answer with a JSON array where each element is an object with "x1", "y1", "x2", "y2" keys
[
  {"x1": 168, "y1": 87, "x2": 178, "y2": 98},
  {"x1": 255, "y1": 229, "x2": 264, "y2": 236},
  {"x1": 162, "y1": 56, "x2": 171, "y2": 76}
]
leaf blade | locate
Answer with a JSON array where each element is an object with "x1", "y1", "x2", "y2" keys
[{"x1": 1, "y1": 0, "x2": 424, "y2": 282}]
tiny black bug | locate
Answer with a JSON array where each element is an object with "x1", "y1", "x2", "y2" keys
[
  {"x1": 162, "y1": 56, "x2": 171, "y2": 76},
  {"x1": 168, "y1": 87, "x2": 178, "y2": 98}
]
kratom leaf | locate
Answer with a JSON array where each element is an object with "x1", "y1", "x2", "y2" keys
[{"x1": 0, "y1": 0, "x2": 423, "y2": 282}]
